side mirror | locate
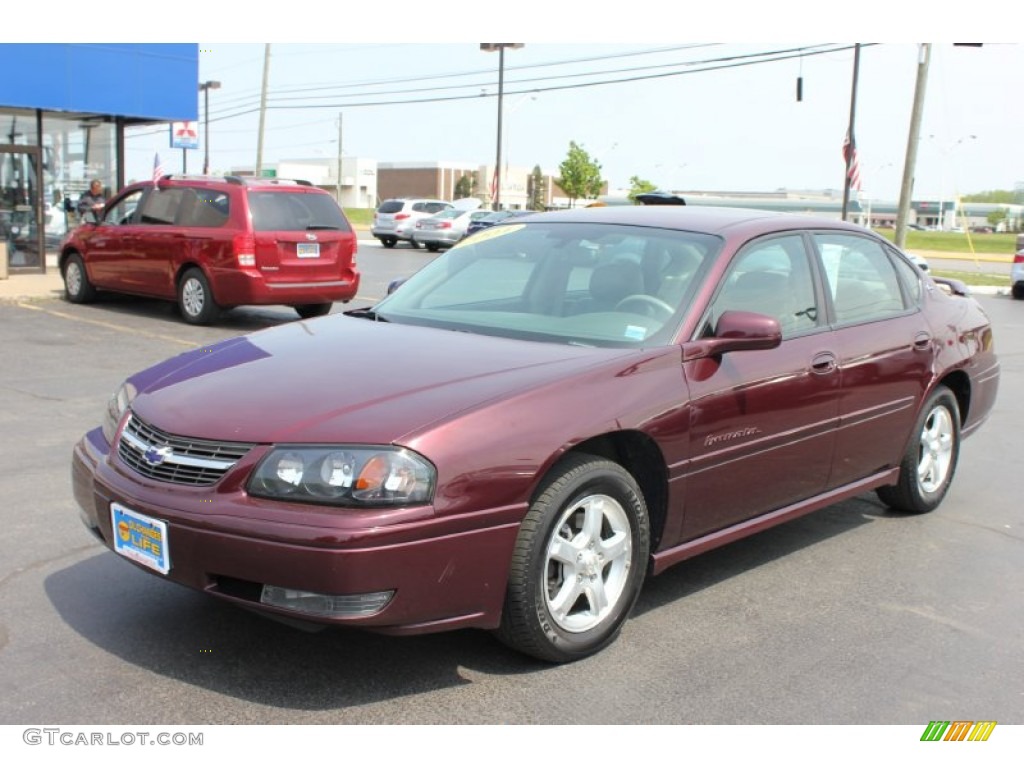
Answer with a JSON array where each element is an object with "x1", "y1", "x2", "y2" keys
[
  {"x1": 386, "y1": 278, "x2": 407, "y2": 295},
  {"x1": 681, "y1": 310, "x2": 782, "y2": 362}
]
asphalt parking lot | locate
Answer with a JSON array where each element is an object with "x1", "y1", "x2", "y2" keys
[{"x1": 1, "y1": 245, "x2": 1022, "y2": 726}]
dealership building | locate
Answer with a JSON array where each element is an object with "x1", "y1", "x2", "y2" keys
[{"x1": 0, "y1": 44, "x2": 198, "y2": 274}]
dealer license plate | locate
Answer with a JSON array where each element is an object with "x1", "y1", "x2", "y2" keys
[
  {"x1": 296, "y1": 242, "x2": 320, "y2": 258},
  {"x1": 110, "y1": 503, "x2": 170, "y2": 574}
]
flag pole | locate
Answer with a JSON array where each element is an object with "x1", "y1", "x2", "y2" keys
[{"x1": 841, "y1": 43, "x2": 862, "y2": 222}]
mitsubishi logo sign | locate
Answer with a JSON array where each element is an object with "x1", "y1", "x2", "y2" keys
[{"x1": 170, "y1": 121, "x2": 199, "y2": 150}]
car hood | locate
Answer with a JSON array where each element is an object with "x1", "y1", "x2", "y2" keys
[{"x1": 128, "y1": 315, "x2": 636, "y2": 445}]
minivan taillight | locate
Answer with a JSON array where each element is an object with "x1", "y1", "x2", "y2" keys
[{"x1": 234, "y1": 234, "x2": 256, "y2": 267}]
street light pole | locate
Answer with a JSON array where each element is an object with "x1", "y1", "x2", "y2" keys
[
  {"x1": 481, "y1": 44, "x2": 523, "y2": 211},
  {"x1": 199, "y1": 80, "x2": 221, "y2": 175}
]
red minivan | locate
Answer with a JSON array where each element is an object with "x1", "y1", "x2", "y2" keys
[{"x1": 59, "y1": 175, "x2": 360, "y2": 323}]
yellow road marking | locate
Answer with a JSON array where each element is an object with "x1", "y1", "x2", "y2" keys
[{"x1": 16, "y1": 303, "x2": 197, "y2": 347}]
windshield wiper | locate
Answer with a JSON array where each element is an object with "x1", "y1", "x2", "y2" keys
[{"x1": 344, "y1": 307, "x2": 388, "y2": 322}]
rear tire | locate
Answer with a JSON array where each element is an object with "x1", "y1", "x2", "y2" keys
[
  {"x1": 380, "y1": 238, "x2": 396, "y2": 249},
  {"x1": 426, "y1": 243, "x2": 440, "y2": 253},
  {"x1": 1012, "y1": 283, "x2": 1024, "y2": 300},
  {"x1": 876, "y1": 386, "x2": 960, "y2": 513},
  {"x1": 177, "y1": 268, "x2": 220, "y2": 325},
  {"x1": 63, "y1": 253, "x2": 96, "y2": 303},
  {"x1": 496, "y1": 454, "x2": 649, "y2": 663},
  {"x1": 294, "y1": 303, "x2": 332, "y2": 319}
]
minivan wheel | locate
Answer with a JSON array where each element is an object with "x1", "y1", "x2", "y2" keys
[
  {"x1": 294, "y1": 303, "x2": 332, "y2": 319},
  {"x1": 63, "y1": 253, "x2": 97, "y2": 303},
  {"x1": 177, "y1": 268, "x2": 220, "y2": 325},
  {"x1": 876, "y1": 385, "x2": 960, "y2": 513},
  {"x1": 496, "y1": 454, "x2": 649, "y2": 663}
]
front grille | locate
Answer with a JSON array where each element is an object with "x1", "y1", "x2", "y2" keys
[{"x1": 118, "y1": 413, "x2": 254, "y2": 486}]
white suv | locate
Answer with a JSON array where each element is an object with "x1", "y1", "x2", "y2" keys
[{"x1": 372, "y1": 198, "x2": 452, "y2": 248}]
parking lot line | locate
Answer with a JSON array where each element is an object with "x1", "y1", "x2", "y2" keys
[{"x1": 16, "y1": 302, "x2": 197, "y2": 348}]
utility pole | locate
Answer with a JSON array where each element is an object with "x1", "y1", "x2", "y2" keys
[
  {"x1": 335, "y1": 112, "x2": 343, "y2": 205},
  {"x1": 895, "y1": 44, "x2": 931, "y2": 249},
  {"x1": 255, "y1": 44, "x2": 271, "y2": 177}
]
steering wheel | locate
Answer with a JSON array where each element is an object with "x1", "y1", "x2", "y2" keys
[{"x1": 614, "y1": 294, "x2": 675, "y2": 320}]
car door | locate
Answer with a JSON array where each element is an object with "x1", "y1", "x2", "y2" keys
[
  {"x1": 680, "y1": 234, "x2": 841, "y2": 540},
  {"x1": 131, "y1": 186, "x2": 190, "y2": 296},
  {"x1": 811, "y1": 232, "x2": 932, "y2": 487},
  {"x1": 83, "y1": 188, "x2": 145, "y2": 289}
]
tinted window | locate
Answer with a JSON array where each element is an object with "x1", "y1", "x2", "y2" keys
[
  {"x1": 138, "y1": 188, "x2": 187, "y2": 225},
  {"x1": 249, "y1": 191, "x2": 351, "y2": 232},
  {"x1": 177, "y1": 189, "x2": 230, "y2": 228},
  {"x1": 709, "y1": 234, "x2": 820, "y2": 338},
  {"x1": 414, "y1": 202, "x2": 450, "y2": 214},
  {"x1": 378, "y1": 200, "x2": 405, "y2": 214},
  {"x1": 813, "y1": 233, "x2": 907, "y2": 324}
]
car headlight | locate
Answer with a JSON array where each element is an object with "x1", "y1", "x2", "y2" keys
[
  {"x1": 102, "y1": 381, "x2": 136, "y2": 443},
  {"x1": 248, "y1": 446, "x2": 435, "y2": 507}
]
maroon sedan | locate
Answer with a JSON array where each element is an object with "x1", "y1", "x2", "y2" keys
[{"x1": 71, "y1": 206, "x2": 1000, "y2": 662}]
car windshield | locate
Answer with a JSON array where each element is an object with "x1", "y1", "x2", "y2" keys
[{"x1": 372, "y1": 222, "x2": 721, "y2": 347}]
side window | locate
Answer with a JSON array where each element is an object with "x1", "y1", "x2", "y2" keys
[
  {"x1": 812, "y1": 233, "x2": 908, "y2": 324},
  {"x1": 102, "y1": 189, "x2": 145, "y2": 226},
  {"x1": 138, "y1": 188, "x2": 186, "y2": 225},
  {"x1": 889, "y1": 249, "x2": 922, "y2": 305},
  {"x1": 177, "y1": 189, "x2": 229, "y2": 228},
  {"x1": 708, "y1": 234, "x2": 819, "y2": 338}
]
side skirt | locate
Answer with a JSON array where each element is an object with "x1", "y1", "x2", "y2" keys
[{"x1": 650, "y1": 467, "x2": 899, "y2": 577}]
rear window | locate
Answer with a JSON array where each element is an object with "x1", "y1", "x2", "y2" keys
[
  {"x1": 377, "y1": 200, "x2": 406, "y2": 214},
  {"x1": 249, "y1": 191, "x2": 352, "y2": 232},
  {"x1": 414, "y1": 202, "x2": 450, "y2": 214}
]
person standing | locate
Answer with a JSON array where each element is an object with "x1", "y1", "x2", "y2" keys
[{"x1": 77, "y1": 180, "x2": 106, "y2": 218}]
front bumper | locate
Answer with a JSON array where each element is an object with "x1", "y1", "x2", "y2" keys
[{"x1": 72, "y1": 428, "x2": 519, "y2": 634}]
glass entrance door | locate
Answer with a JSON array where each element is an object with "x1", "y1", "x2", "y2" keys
[{"x1": 0, "y1": 149, "x2": 43, "y2": 272}]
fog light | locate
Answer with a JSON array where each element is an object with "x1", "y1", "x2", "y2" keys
[{"x1": 260, "y1": 585, "x2": 394, "y2": 618}]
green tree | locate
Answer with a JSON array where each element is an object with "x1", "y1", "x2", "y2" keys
[
  {"x1": 961, "y1": 189, "x2": 1018, "y2": 204},
  {"x1": 557, "y1": 141, "x2": 603, "y2": 207},
  {"x1": 986, "y1": 208, "x2": 1007, "y2": 228},
  {"x1": 454, "y1": 173, "x2": 477, "y2": 200},
  {"x1": 527, "y1": 165, "x2": 547, "y2": 210},
  {"x1": 628, "y1": 176, "x2": 658, "y2": 202}
]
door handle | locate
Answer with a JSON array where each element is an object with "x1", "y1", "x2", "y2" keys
[
  {"x1": 811, "y1": 352, "x2": 837, "y2": 375},
  {"x1": 913, "y1": 332, "x2": 932, "y2": 351}
]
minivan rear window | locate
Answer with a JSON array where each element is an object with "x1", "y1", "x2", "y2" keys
[{"x1": 249, "y1": 191, "x2": 352, "y2": 232}]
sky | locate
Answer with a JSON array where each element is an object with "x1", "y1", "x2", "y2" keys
[{"x1": 18, "y1": 2, "x2": 1024, "y2": 205}]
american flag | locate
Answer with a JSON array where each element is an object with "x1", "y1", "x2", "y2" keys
[
  {"x1": 152, "y1": 152, "x2": 165, "y2": 185},
  {"x1": 842, "y1": 131, "x2": 862, "y2": 192}
]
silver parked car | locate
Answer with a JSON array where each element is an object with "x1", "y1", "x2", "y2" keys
[
  {"x1": 412, "y1": 199, "x2": 486, "y2": 252},
  {"x1": 371, "y1": 198, "x2": 452, "y2": 248}
]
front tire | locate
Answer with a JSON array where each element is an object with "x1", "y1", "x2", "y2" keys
[
  {"x1": 63, "y1": 253, "x2": 96, "y2": 303},
  {"x1": 876, "y1": 386, "x2": 960, "y2": 513},
  {"x1": 497, "y1": 454, "x2": 649, "y2": 663},
  {"x1": 177, "y1": 268, "x2": 220, "y2": 325}
]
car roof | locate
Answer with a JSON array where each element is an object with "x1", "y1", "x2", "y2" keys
[{"x1": 531, "y1": 205, "x2": 872, "y2": 239}]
